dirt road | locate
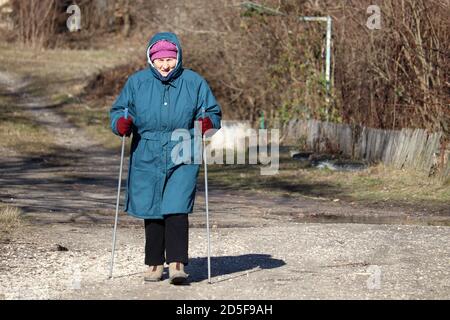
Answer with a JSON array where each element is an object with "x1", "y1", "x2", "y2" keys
[{"x1": 0, "y1": 71, "x2": 449, "y2": 300}]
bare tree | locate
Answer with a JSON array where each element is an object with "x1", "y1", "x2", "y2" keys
[{"x1": 11, "y1": 0, "x2": 58, "y2": 48}]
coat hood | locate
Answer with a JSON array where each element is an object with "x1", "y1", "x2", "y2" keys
[{"x1": 147, "y1": 32, "x2": 183, "y2": 82}]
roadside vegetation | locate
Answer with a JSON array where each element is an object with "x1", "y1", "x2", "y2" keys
[
  {"x1": 0, "y1": 205, "x2": 23, "y2": 234},
  {"x1": 0, "y1": 44, "x2": 128, "y2": 153},
  {"x1": 202, "y1": 150, "x2": 450, "y2": 214},
  {"x1": 0, "y1": 1, "x2": 448, "y2": 215}
]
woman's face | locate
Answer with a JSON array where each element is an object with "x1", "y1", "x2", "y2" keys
[{"x1": 153, "y1": 58, "x2": 177, "y2": 77}]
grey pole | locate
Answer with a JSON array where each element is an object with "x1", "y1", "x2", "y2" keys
[
  {"x1": 108, "y1": 108, "x2": 128, "y2": 279},
  {"x1": 202, "y1": 108, "x2": 212, "y2": 284}
]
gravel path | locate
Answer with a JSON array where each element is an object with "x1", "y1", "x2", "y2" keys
[
  {"x1": 1, "y1": 220, "x2": 449, "y2": 299},
  {"x1": 0, "y1": 71, "x2": 449, "y2": 300}
]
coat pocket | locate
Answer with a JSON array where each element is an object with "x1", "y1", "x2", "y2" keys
[{"x1": 127, "y1": 167, "x2": 158, "y2": 216}]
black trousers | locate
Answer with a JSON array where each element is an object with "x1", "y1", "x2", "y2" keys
[{"x1": 144, "y1": 214, "x2": 189, "y2": 266}]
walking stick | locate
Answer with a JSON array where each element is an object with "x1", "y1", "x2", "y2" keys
[
  {"x1": 202, "y1": 108, "x2": 212, "y2": 284},
  {"x1": 108, "y1": 107, "x2": 128, "y2": 279}
]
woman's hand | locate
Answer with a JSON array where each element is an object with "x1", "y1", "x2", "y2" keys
[{"x1": 117, "y1": 117, "x2": 133, "y2": 136}]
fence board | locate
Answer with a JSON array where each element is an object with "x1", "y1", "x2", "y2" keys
[{"x1": 282, "y1": 119, "x2": 448, "y2": 178}]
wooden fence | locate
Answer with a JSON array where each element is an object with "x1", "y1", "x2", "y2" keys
[{"x1": 281, "y1": 119, "x2": 449, "y2": 179}]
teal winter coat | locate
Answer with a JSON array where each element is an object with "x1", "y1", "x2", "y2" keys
[{"x1": 109, "y1": 32, "x2": 222, "y2": 219}]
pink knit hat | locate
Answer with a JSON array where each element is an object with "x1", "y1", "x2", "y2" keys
[{"x1": 149, "y1": 40, "x2": 178, "y2": 61}]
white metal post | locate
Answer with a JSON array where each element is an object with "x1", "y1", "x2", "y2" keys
[
  {"x1": 241, "y1": 3, "x2": 333, "y2": 119},
  {"x1": 325, "y1": 15, "x2": 332, "y2": 114},
  {"x1": 299, "y1": 16, "x2": 333, "y2": 121}
]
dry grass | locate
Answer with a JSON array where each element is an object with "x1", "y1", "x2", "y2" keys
[
  {"x1": 203, "y1": 150, "x2": 450, "y2": 210},
  {"x1": 0, "y1": 95, "x2": 57, "y2": 155},
  {"x1": 0, "y1": 205, "x2": 23, "y2": 231},
  {"x1": 0, "y1": 44, "x2": 129, "y2": 154},
  {"x1": 0, "y1": 44, "x2": 128, "y2": 83},
  {"x1": 300, "y1": 163, "x2": 450, "y2": 204},
  {"x1": 59, "y1": 98, "x2": 122, "y2": 150}
]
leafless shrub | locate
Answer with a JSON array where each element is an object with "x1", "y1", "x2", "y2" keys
[
  {"x1": 9, "y1": 0, "x2": 448, "y2": 136},
  {"x1": 0, "y1": 205, "x2": 23, "y2": 230},
  {"x1": 10, "y1": 0, "x2": 58, "y2": 48},
  {"x1": 333, "y1": 0, "x2": 449, "y2": 134},
  {"x1": 9, "y1": 0, "x2": 130, "y2": 48}
]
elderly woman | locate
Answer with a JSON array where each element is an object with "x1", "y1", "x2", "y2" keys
[{"x1": 109, "y1": 32, "x2": 221, "y2": 285}]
